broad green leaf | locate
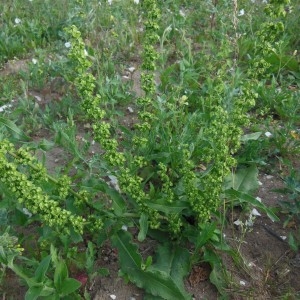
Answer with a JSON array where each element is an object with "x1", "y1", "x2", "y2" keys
[
  {"x1": 138, "y1": 213, "x2": 148, "y2": 242},
  {"x1": 225, "y1": 189, "x2": 279, "y2": 222},
  {"x1": 59, "y1": 278, "x2": 81, "y2": 296},
  {"x1": 25, "y1": 286, "x2": 44, "y2": 300},
  {"x1": 240, "y1": 132, "x2": 262, "y2": 142},
  {"x1": 148, "y1": 200, "x2": 189, "y2": 214},
  {"x1": 102, "y1": 184, "x2": 125, "y2": 216},
  {"x1": 0, "y1": 117, "x2": 30, "y2": 141},
  {"x1": 152, "y1": 243, "x2": 190, "y2": 291},
  {"x1": 195, "y1": 222, "x2": 217, "y2": 250},
  {"x1": 34, "y1": 255, "x2": 51, "y2": 283},
  {"x1": 224, "y1": 165, "x2": 259, "y2": 194},
  {"x1": 111, "y1": 231, "x2": 142, "y2": 271},
  {"x1": 111, "y1": 231, "x2": 192, "y2": 299},
  {"x1": 54, "y1": 260, "x2": 68, "y2": 291}
]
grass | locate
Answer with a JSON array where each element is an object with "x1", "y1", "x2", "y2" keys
[{"x1": 0, "y1": 0, "x2": 299, "y2": 299}]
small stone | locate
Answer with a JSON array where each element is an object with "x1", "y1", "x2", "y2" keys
[{"x1": 110, "y1": 295, "x2": 116, "y2": 300}]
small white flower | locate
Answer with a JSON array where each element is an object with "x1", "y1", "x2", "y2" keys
[
  {"x1": 64, "y1": 42, "x2": 71, "y2": 48},
  {"x1": 15, "y1": 18, "x2": 21, "y2": 24},
  {"x1": 121, "y1": 225, "x2": 128, "y2": 231},
  {"x1": 234, "y1": 219, "x2": 242, "y2": 226},
  {"x1": 251, "y1": 208, "x2": 261, "y2": 217},
  {"x1": 239, "y1": 280, "x2": 246, "y2": 286},
  {"x1": 265, "y1": 131, "x2": 272, "y2": 138},
  {"x1": 32, "y1": 58, "x2": 38, "y2": 64},
  {"x1": 134, "y1": 0, "x2": 139, "y2": 4},
  {"x1": 108, "y1": 0, "x2": 112, "y2": 5},
  {"x1": 238, "y1": 9, "x2": 245, "y2": 16}
]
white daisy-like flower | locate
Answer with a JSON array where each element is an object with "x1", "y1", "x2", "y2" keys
[
  {"x1": 238, "y1": 9, "x2": 245, "y2": 16},
  {"x1": 64, "y1": 42, "x2": 71, "y2": 48},
  {"x1": 15, "y1": 18, "x2": 21, "y2": 24},
  {"x1": 32, "y1": 58, "x2": 38, "y2": 64}
]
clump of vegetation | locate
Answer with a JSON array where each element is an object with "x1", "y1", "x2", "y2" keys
[{"x1": 0, "y1": 0, "x2": 299, "y2": 299}]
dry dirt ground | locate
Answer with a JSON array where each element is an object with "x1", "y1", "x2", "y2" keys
[{"x1": 1, "y1": 60, "x2": 300, "y2": 299}]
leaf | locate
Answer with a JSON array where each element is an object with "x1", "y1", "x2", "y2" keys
[
  {"x1": 148, "y1": 200, "x2": 189, "y2": 214},
  {"x1": 59, "y1": 278, "x2": 82, "y2": 296},
  {"x1": 111, "y1": 230, "x2": 142, "y2": 271},
  {"x1": 102, "y1": 184, "x2": 125, "y2": 216},
  {"x1": 111, "y1": 231, "x2": 192, "y2": 299},
  {"x1": 152, "y1": 243, "x2": 190, "y2": 292},
  {"x1": 0, "y1": 117, "x2": 30, "y2": 141},
  {"x1": 224, "y1": 165, "x2": 259, "y2": 194},
  {"x1": 25, "y1": 286, "x2": 44, "y2": 300},
  {"x1": 34, "y1": 255, "x2": 51, "y2": 283},
  {"x1": 54, "y1": 260, "x2": 69, "y2": 291},
  {"x1": 195, "y1": 222, "x2": 217, "y2": 250},
  {"x1": 225, "y1": 189, "x2": 279, "y2": 222},
  {"x1": 138, "y1": 213, "x2": 148, "y2": 242},
  {"x1": 288, "y1": 233, "x2": 298, "y2": 252},
  {"x1": 203, "y1": 248, "x2": 228, "y2": 299},
  {"x1": 240, "y1": 132, "x2": 262, "y2": 142}
]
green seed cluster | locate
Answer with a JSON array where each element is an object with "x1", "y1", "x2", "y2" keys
[
  {"x1": 14, "y1": 147, "x2": 48, "y2": 183},
  {"x1": 157, "y1": 162, "x2": 174, "y2": 204},
  {"x1": 0, "y1": 140, "x2": 92, "y2": 234},
  {"x1": 64, "y1": 25, "x2": 160, "y2": 228},
  {"x1": 57, "y1": 175, "x2": 71, "y2": 199},
  {"x1": 133, "y1": 0, "x2": 161, "y2": 147},
  {"x1": 119, "y1": 167, "x2": 160, "y2": 229},
  {"x1": 65, "y1": 25, "x2": 125, "y2": 167},
  {"x1": 0, "y1": 149, "x2": 85, "y2": 234}
]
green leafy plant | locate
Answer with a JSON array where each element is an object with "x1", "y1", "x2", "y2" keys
[{"x1": 0, "y1": 0, "x2": 297, "y2": 299}]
